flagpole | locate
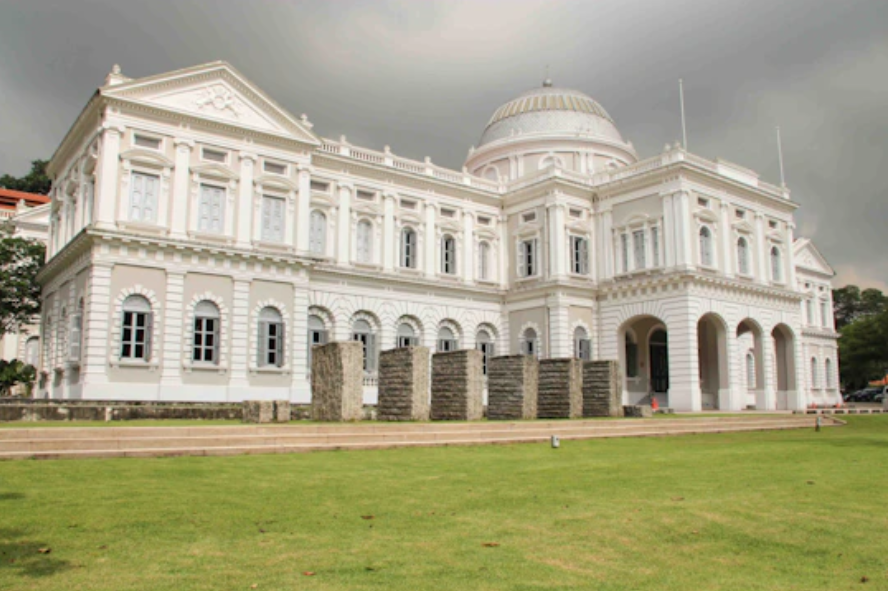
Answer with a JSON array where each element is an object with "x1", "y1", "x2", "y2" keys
[
  {"x1": 776, "y1": 126, "x2": 786, "y2": 187},
  {"x1": 679, "y1": 78, "x2": 688, "y2": 150}
]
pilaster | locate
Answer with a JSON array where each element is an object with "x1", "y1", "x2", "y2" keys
[
  {"x1": 296, "y1": 167, "x2": 311, "y2": 253},
  {"x1": 81, "y1": 263, "x2": 112, "y2": 387},
  {"x1": 754, "y1": 212, "x2": 768, "y2": 283},
  {"x1": 463, "y1": 211, "x2": 474, "y2": 283},
  {"x1": 547, "y1": 293, "x2": 570, "y2": 358},
  {"x1": 170, "y1": 139, "x2": 193, "y2": 238},
  {"x1": 95, "y1": 123, "x2": 125, "y2": 229},
  {"x1": 336, "y1": 183, "x2": 353, "y2": 266},
  {"x1": 382, "y1": 192, "x2": 396, "y2": 272},
  {"x1": 666, "y1": 313, "x2": 702, "y2": 411},
  {"x1": 228, "y1": 279, "x2": 251, "y2": 392},
  {"x1": 424, "y1": 203, "x2": 436, "y2": 278},
  {"x1": 290, "y1": 276, "x2": 311, "y2": 402},
  {"x1": 159, "y1": 271, "x2": 185, "y2": 388},
  {"x1": 236, "y1": 152, "x2": 257, "y2": 247},
  {"x1": 719, "y1": 201, "x2": 733, "y2": 277}
]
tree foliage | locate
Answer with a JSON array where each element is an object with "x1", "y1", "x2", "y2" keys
[
  {"x1": 835, "y1": 284, "x2": 888, "y2": 390},
  {"x1": 0, "y1": 159, "x2": 51, "y2": 195},
  {"x1": 0, "y1": 359, "x2": 36, "y2": 397},
  {"x1": 0, "y1": 236, "x2": 45, "y2": 338}
]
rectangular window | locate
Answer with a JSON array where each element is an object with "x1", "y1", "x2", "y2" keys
[
  {"x1": 397, "y1": 335, "x2": 417, "y2": 348},
  {"x1": 621, "y1": 233, "x2": 629, "y2": 273},
  {"x1": 198, "y1": 185, "x2": 225, "y2": 233},
  {"x1": 261, "y1": 196, "x2": 285, "y2": 243},
  {"x1": 633, "y1": 229, "x2": 646, "y2": 270},
  {"x1": 477, "y1": 216, "x2": 491, "y2": 226},
  {"x1": 134, "y1": 134, "x2": 161, "y2": 150},
  {"x1": 651, "y1": 227, "x2": 660, "y2": 267},
  {"x1": 400, "y1": 199, "x2": 416, "y2": 210},
  {"x1": 478, "y1": 342, "x2": 494, "y2": 375},
  {"x1": 569, "y1": 208, "x2": 583, "y2": 219},
  {"x1": 263, "y1": 161, "x2": 287, "y2": 175},
  {"x1": 129, "y1": 172, "x2": 159, "y2": 224},
  {"x1": 356, "y1": 190, "x2": 375, "y2": 201},
  {"x1": 192, "y1": 317, "x2": 218, "y2": 363},
  {"x1": 697, "y1": 197, "x2": 709, "y2": 208},
  {"x1": 519, "y1": 238, "x2": 538, "y2": 277},
  {"x1": 260, "y1": 321, "x2": 285, "y2": 367},
  {"x1": 440, "y1": 208, "x2": 456, "y2": 218},
  {"x1": 69, "y1": 313, "x2": 83, "y2": 362},
  {"x1": 121, "y1": 311, "x2": 151, "y2": 360},
  {"x1": 576, "y1": 339, "x2": 591, "y2": 361},
  {"x1": 522, "y1": 211, "x2": 536, "y2": 223},
  {"x1": 202, "y1": 148, "x2": 227, "y2": 163},
  {"x1": 571, "y1": 236, "x2": 589, "y2": 275},
  {"x1": 310, "y1": 180, "x2": 329, "y2": 193}
]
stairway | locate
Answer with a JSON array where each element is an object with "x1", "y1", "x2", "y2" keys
[{"x1": 0, "y1": 415, "x2": 832, "y2": 461}]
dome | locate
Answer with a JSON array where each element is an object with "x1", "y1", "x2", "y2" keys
[{"x1": 478, "y1": 82, "x2": 627, "y2": 148}]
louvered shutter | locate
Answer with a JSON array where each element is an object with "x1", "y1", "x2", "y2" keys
[
  {"x1": 143, "y1": 174, "x2": 157, "y2": 223},
  {"x1": 257, "y1": 322, "x2": 266, "y2": 367},
  {"x1": 580, "y1": 238, "x2": 589, "y2": 274},
  {"x1": 277, "y1": 322, "x2": 285, "y2": 367},
  {"x1": 68, "y1": 314, "x2": 82, "y2": 362},
  {"x1": 130, "y1": 173, "x2": 145, "y2": 221},
  {"x1": 517, "y1": 241, "x2": 525, "y2": 278},
  {"x1": 367, "y1": 334, "x2": 376, "y2": 371},
  {"x1": 144, "y1": 313, "x2": 153, "y2": 361}
]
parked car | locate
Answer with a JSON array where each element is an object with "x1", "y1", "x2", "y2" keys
[{"x1": 858, "y1": 387, "x2": 883, "y2": 402}]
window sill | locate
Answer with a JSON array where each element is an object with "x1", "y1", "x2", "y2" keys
[
  {"x1": 516, "y1": 275, "x2": 540, "y2": 282},
  {"x1": 475, "y1": 278, "x2": 498, "y2": 286},
  {"x1": 252, "y1": 240, "x2": 293, "y2": 252},
  {"x1": 188, "y1": 231, "x2": 234, "y2": 245},
  {"x1": 735, "y1": 272, "x2": 755, "y2": 281},
  {"x1": 110, "y1": 358, "x2": 160, "y2": 370},
  {"x1": 183, "y1": 362, "x2": 228, "y2": 374},
  {"x1": 353, "y1": 262, "x2": 382, "y2": 271},
  {"x1": 249, "y1": 366, "x2": 291, "y2": 375},
  {"x1": 397, "y1": 267, "x2": 423, "y2": 276},
  {"x1": 117, "y1": 221, "x2": 167, "y2": 235}
]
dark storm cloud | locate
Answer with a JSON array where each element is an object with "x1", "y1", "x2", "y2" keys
[{"x1": 1, "y1": 0, "x2": 886, "y2": 287}]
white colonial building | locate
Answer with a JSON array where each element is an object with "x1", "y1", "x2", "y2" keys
[{"x1": 36, "y1": 61, "x2": 841, "y2": 411}]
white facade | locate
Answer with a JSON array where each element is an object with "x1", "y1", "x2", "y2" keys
[{"x1": 36, "y1": 62, "x2": 840, "y2": 410}]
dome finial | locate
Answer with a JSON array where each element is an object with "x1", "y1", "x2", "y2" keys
[{"x1": 543, "y1": 64, "x2": 552, "y2": 87}]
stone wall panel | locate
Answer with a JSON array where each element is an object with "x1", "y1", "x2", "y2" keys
[
  {"x1": 488, "y1": 355, "x2": 538, "y2": 420},
  {"x1": 537, "y1": 358, "x2": 582, "y2": 419},
  {"x1": 311, "y1": 341, "x2": 364, "y2": 421},
  {"x1": 378, "y1": 346, "x2": 431, "y2": 421},
  {"x1": 431, "y1": 349, "x2": 483, "y2": 421}
]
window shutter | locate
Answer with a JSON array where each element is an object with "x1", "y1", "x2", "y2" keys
[
  {"x1": 366, "y1": 334, "x2": 376, "y2": 371},
  {"x1": 532, "y1": 239, "x2": 539, "y2": 275},
  {"x1": 144, "y1": 175, "x2": 157, "y2": 222},
  {"x1": 212, "y1": 319, "x2": 221, "y2": 364},
  {"x1": 68, "y1": 314, "x2": 82, "y2": 362},
  {"x1": 144, "y1": 312, "x2": 153, "y2": 361},
  {"x1": 257, "y1": 322, "x2": 266, "y2": 367},
  {"x1": 580, "y1": 238, "x2": 589, "y2": 274},
  {"x1": 277, "y1": 322, "x2": 285, "y2": 367},
  {"x1": 516, "y1": 241, "x2": 525, "y2": 278}
]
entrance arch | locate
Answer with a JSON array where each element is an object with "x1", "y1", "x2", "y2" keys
[
  {"x1": 737, "y1": 318, "x2": 765, "y2": 409},
  {"x1": 619, "y1": 315, "x2": 668, "y2": 407},
  {"x1": 771, "y1": 323, "x2": 798, "y2": 410},
  {"x1": 697, "y1": 313, "x2": 729, "y2": 410}
]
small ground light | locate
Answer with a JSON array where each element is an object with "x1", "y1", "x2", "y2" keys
[
  {"x1": 815, "y1": 415, "x2": 821, "y2": 432},
  {"x1": 551, "y1": 435, "x2": 560, "y2": 448}
]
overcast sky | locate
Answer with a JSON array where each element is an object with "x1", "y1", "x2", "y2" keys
[{"x1": 1, "y1": 0, "x2": 885, "y2": 289}]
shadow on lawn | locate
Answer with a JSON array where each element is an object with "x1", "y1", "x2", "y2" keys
[
  {"x1": 0, "y1": 492, "x2": 25, "y2": 501},
  {"x1": 0, "y1": 527, "x2": 71, "y2": 578}
]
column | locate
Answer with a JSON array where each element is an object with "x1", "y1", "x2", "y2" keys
[
  {"x1": 236, "y1": 152, "x2": 257, "y2": 247},
  {"x1": 382, "y1": 192, "x2": 395, "y2": 272},
  {"x1": 723, "y1": 330, "x2": 741, "y2": 411},
  {"x1": 643, "y1": 222, "x2": 654, "y2": 270},
  {"x1": 159, "y1": 271, "x2": 185, "y2": 393},
  {"x1": 94, "y1": 123, "x2": 125, "y2": 229},
  {"x1": 674, "y1": 191, "x2": 693, "y2": 269},
  {"x1": 463, "y1": 211, "x2": 474, "y2": 283},
  {"x1": 424, "y1": 203, "x2": 436, "y2": 278},
  {"x1": 296, "y1": 167, "x2": 311, "y2": 253},
  {"x1": 754, "y1": 213, "x2": 768, "y2": 283},
  {"x1": 720, "y1": 201, "x2": 733, "y2": 277},
  {"x1": 601, "y1": 210, "x2": 614, "y2": 279},
  {"x1": 666, "y1": 313, "x2": 702, "y2": 412},
  {"x1": 662, "y1": 194, "x2": 674, "y2": 269},
  {"x1": 547, "y1": 293, "x2": 570, "y2": 358},
  {"x1": 290, "y1": 276, "x2": 311, "y2": 403},
  {"x1": 758, "y1": 331, "x2": 776, "y2": 410},
  {"x1": 170, "y1": 139, "x2": 193, "y2": 238},
  {"x1": 498, "y1": 215, "x2": 508, "y2": 287},
  {"x1": 785, "y1": 222, "x2": 796, "y2": 288},
  {"x1": 81, "y1": 263, "x2": 112, "y2": 390},
  {"x1": 336, "y1": 183, "x2": 352, "y2": 266},
  {"x1": 228, "y1": 279, "x2": 251, "y2": 398},
  {"x1": 548, "y1": 203, "x2": 566, "y2": 278}
]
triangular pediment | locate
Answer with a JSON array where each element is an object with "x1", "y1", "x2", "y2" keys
[
  {"x1": 12, "y1": 203, "x2": 51, "y2": 225},
  {"x1": 102, "y1": 62, "x2": 320, "y2": 146},
  {"x1": 794, "y1": 238, "x2": 834, "y2": 276}
]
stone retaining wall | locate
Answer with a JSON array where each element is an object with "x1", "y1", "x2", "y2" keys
[
  {"x1": 623, "y1": 405, "x2": 653, "y2": 418},
  {"x1": 378, "y1": 346, "x2": 430, "y2": 421},
  {"x1": 582, "y1": 360, "x2": 624, "y2": 417},
  {"x1": 537, "y1": 358, "x2": 582, "y2": 419},
  {"x1": 311, "y1": 341, "x2": 364, "y2": 421},
  {"x1": 431, "y1": 349, "x2": 483, "y2": 421},
  {"x1": 487, "y1": 355, "x2": 538, "y2": 420}
]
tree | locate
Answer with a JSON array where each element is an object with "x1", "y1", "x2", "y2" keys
[
  {"x1": 0, "y1": 159, "x2": 51, "y2": 195},
  {"x1": 833, "y1": 285, "x2": 888, "y2": 331},
  {"x1": 0, "y1": 359, "x2": 36, "y2": 397},
  {"x1": 0, "y1": 237, "x2": 45, "y2": 338}
]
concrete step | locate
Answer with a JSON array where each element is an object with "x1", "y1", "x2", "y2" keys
[{"x1": 0, "y1": 416, "x2": 829, "y2": 460}]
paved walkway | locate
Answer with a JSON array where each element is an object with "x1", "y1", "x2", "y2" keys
[{"x1": 0, "y1": 414, "x2": 837, "y2": 461}]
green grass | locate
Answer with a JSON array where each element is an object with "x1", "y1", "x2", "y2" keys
[{"x1": 1, "y1": 416, "x2": 886, "y2": 590}]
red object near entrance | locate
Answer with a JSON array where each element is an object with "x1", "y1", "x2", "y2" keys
[{"x1": 651, "y1": 396, "x2": 659, "y2": 411}]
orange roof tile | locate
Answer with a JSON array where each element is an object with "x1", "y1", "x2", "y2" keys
[{"x1": 0, "y1": 188, "x2": 50, "y2": 210}]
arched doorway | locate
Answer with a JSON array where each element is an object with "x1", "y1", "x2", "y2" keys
[
  {"x1": 737, "y1": 319, "x2": 765, "y2": 410},
  {"x1": 619, "y1": 315, "x2": 668, "y2": 407},
  {"x1": 697, "y1": 314, "x2": 729, "y2": 410},
  {"x1": 771, "y1": 323, "x2": 797, "y2": 410}
]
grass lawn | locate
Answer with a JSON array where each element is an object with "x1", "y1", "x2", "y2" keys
[{"x1": 1, "y1": 416, "x2": 886, "y2": 590}]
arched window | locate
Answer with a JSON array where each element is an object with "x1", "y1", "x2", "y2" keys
[
  {"x1": 257, "y1": 307, "x2": 284, "y2": 367},
  {"x1": 476, "y1": 329, "x2": 494, "y2": 376},
  {"x1": 746, "y1": 351, "x2": 755, "y2": 390},
  {"x1": 825, "y1": 358, "x2": 833, "y2": 389},
  {"x1": 25, "y1": 337, "x2": 39, "y2": 367},
  {"x1": 771, "y1": 246, "x2": 782, "y2": 282},
  {"x1": 522, "y1": 327, "x2": 539, "y2": 357},
  {"x1": 121, "y1": 295, "x2": 152, "y2": 361},
  {"x1": 699, "y1": 226, "x2": 713, "y2": 267},
  {"x1": 307, "y1": 314, "x2": 328, "y2": 371},
  {"x1": 352, "y1": 318, "x2": 377, "y2": 372},
  {"x1": 193, "y1": 300, "x2": 220, "y2": 364},
  {"x1": 441, "y1": 235, "x2": 457, "y2": 275},
  {"x1": 356, "y1": 220, "x2": 373, "y2": 264},
  {"x1": 477, "y1": 241, "x2": 490, "y2": 281},
  {"x1": 401, "y1": 228, "x2": 417, "y2": 268},
  {"x1": 397, "y1": 323, "x2": 417, "y2": 348},
  {"x1": 309, "y1": 210, "x2": 326, "y2": 255},
  {"x1": 574, "y1": 326, "x2": 591, "y2": 361},
  {"x1": 811, "y1": 357, "x2": 819, "y2": 389},
  {"x1": 437, "y1": 326, "x2": 457, "y2": 352},
  {"x1": 737, "y1": 237, "x2": 750, "y2": 275}
]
